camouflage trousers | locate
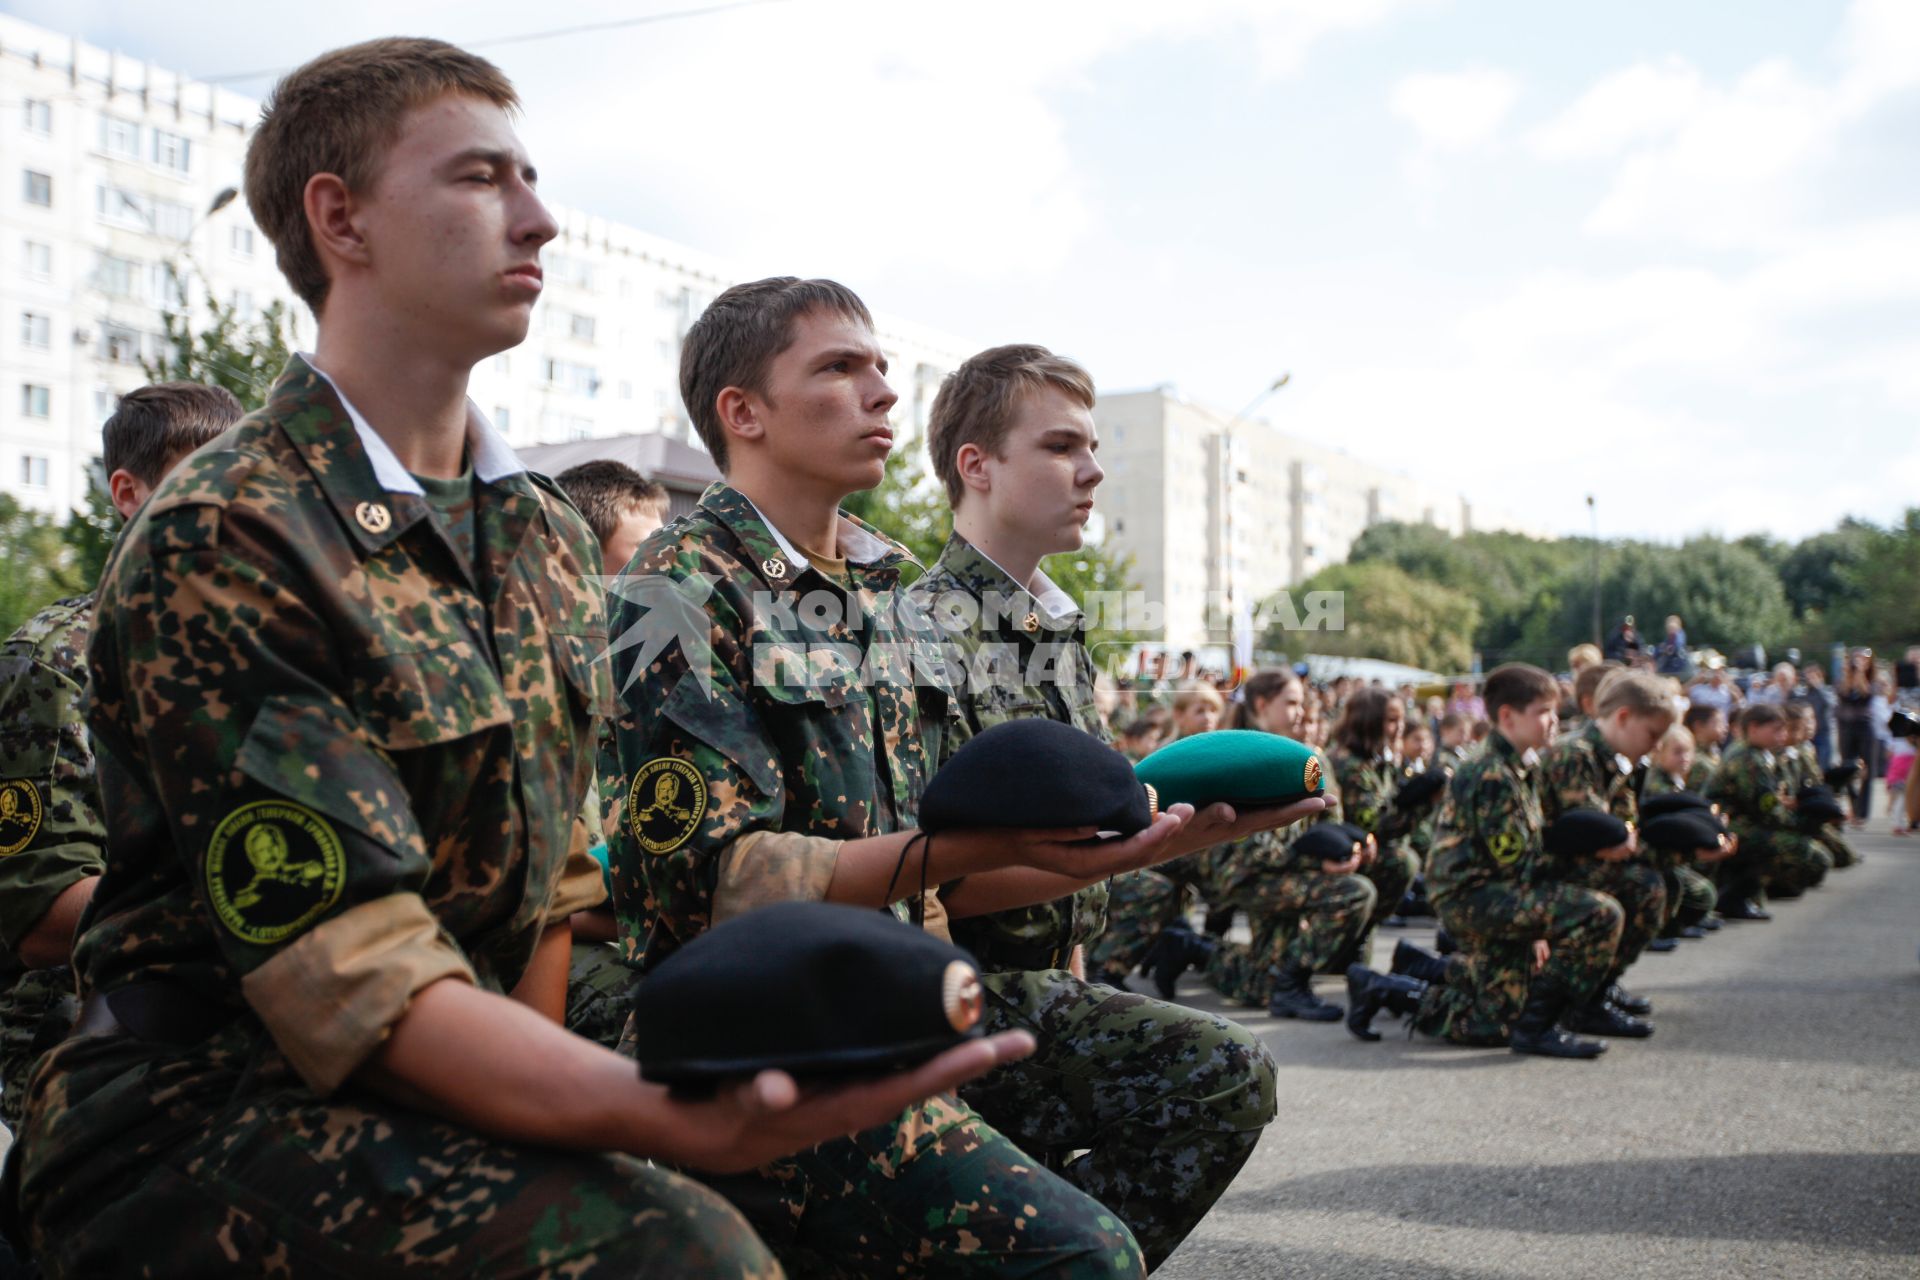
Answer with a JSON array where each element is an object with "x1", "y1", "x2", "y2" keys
[
  {"x1": 959, "y1": 968, "x2": 1276, "y2": 1270},
  {"x1": 1202, "y1": 872, "x2": 1376, "y2": 1006},
  {"x1": 1085, "y1": 868, "x2": 1190, "y2": 983},
  {"x1": 0, "y1": 965, "x2": 77, "y2": 1130},
  {"x1": 1661, "y1": 864, "x2": 1718, "y2": 928},
  {"x1": 564, "y1": 941, "x2": 633, "y2": 1051},
  {"x1": 1725, "y1": 829, "x2": 1833, "y2": 898},
  {"x1": 1813, "y1": 825, "x2": 1859, "y2": 869},
  {"x1": 693, "y1": 1086, "x2": 1144, "y2": 1279},
  {"x1": 1356, "y1": 845, "x2": 1419, "y2": 957},
  {"x1": 13, "y1": 1027, "x2": 779, "y2": 1278},
  {"x1": 1551, "y1": 857, "x2": 1666, "y2": 982},
  {"x1": 1414, "y1": 881, "x2": 1624, "y2": 1046}
]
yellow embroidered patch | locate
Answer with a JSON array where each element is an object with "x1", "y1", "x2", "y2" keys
[
  {"x1": 1488, "y1": 831, "x2": 1524, "y2": 864},
  {"x1": 204, "y1": 801, "x2": 347, "y2": 945},
  {"x1": 0, "y1": 781, "x2": 43, "y2": 856},
  {"x1": 628, "y1": 758, "x2": 708, "y2": 854}
]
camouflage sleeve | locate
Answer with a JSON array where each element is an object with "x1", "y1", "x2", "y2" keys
[
  {"x1": 93, "y1": 508, "x2": 474, "y2": 1093},
  {"x1": 1540, "y1": 743, "x2": 1604, "y2": 820},
  {"x1": 1460, "y1": 767, "x2": 1531, "y2": 876},
  {"x1": 606, "y1": 578, "x2": 840, "y2": 964},
  {"x1": 0, "y1": 649, "x2": 103, "y2": 955}
]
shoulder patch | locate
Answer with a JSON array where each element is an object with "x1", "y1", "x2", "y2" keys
[
  {"x1": 204, "y1": 801, "x2": 348, "y2": 945},
  {"x1": 0, "y1": 781, "x2": 43, "y2": 855},
  {"x1": 627, "y1": 757, "x2": 708, "y2": 854}
]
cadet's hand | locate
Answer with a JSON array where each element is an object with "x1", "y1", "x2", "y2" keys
[
  {"x1": 1321, "y1": 853, "x2": 1363, "y2": 875},
  {"x1": 1360, "y1": 832, "x2": 1380, "y2": 865},
  {"x1": 1009, "y1": 808, "x2": 1192, "y2": 879},
  {"x1": 1153, "y1": 796, "x2": 1332, "y2": 864},
  {"x1": 661, "y1": 1031, "x2": 1038, "y2": 1174},
  {"x1": 1695, "y1": 834, "x2": 1738, "y2": 863},
  {"x1": 1595, "y1": 829, "x2": 1639, "y2": 863},
  {"x1": 1531, "y1": 939, "x2": 1551, "y2": 973}
]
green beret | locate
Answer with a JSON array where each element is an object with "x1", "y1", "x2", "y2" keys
[
  {"x1": 630, "y1": 902, "x2": 985, "y2": 1090},
  {"x1": 920, "y1": 719, "x2": 1153, "y2": 835},
  {"x1": 1133, "y1": 730, "x2": 1324, "y2": 811},
  {"x1": 1543, "y1": 809, "x2": 1630, "y2": 860}
]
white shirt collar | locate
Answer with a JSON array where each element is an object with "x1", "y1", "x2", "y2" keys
[
  {"x1": 304, "y1": 354, "x2": 524, "y2": 496},
  {"x1": 742, "y1": 496, "x2": 892, "y2": 567},
  {"x1": 973, "y1": 544, "x2": 1079, "y2": 620}
]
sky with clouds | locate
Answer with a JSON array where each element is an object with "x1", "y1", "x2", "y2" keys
[{"x1": 17, "y1": 0, "x2": 1919, "y2": 541}]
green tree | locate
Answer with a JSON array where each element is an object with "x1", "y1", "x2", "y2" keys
[
  {"x1": 1825, "y1": 508, "x2": 1920, "y2": 651},
  {"x1": 1345, "y1": 521, "x2": 1584, "y2": 663},
  {"x1": 143, "y1": 288, "x2": 294, "y2": 410},
  {"x1": 1779, "y1": 521, "x2": 1874, "y2": 621},
  {"x1": 1521, "y1": 538, "x2": 1792, "y2": 662},
  {"x1": 61, "y1": 471, "x2": 120, "y2": 591},
  {"x1": 1268, "y1": 561, "x2": 1479, "y2": 673},
  {"x1": 0, "y1": 494, "x2": 86, "y2": 636},
  {"x1": 840, "y1": 442, "x2": 949, "y2": 566}
]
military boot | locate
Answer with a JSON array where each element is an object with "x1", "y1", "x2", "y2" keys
[
  {"x1": 1564, "y1": 999, "x2": 1654, "y2": 1038},
  {"x1": 1509, "y1": 982, "x2": 1608, "y2": 1059},
  {"x1": 1390, "y1": 939, "x2": 1451, "y2": 984},
  {"x1": 1149, "y1": 927, "x2": 1216, "y2": 1000},
  {"x1": 1344, "y1": 965, "x2": 1426, "y2": 1042},
  {"x1": 1434, "y1": 926, "x2": 1459, "y2": 955},
  {"x1": 1605, "y1": 982, "x2": 1652, "y2": 1015},
  {"x1": 1716, "y1": 887, "x2": 1771, "y2": 921},
  {"x1": 1673, "y1": 904, "x2": 1710, "y2": 939},
  {"x1": 1267, "y1": 965, "x2": 1342, "y2": 1021}
]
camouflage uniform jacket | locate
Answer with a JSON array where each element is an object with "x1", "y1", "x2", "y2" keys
[
  {"x1": 908, "y1": 533, "x2": 1105, "y2": 972},
  {"x1": 606, "y1": 483, "x2": 948, "y2": 973},
  {"x1": 0, "y1": 596, "x2": 103, "y2": 979},
  {"x1": 1426, "y1": 730, "x2": 1545, "y2": 905},
  {"x1": 62, "y1": 357, "x2": 611, "y2": 1099},
  {"x1": 1330, "y1": 748, "x2": 1418, "y2": 848},
  {"x1": 1703, "y1": 741, "x2": 1792, "y2": 842},
  {"x1": 1204, "y1": 745, "x2": 1343, "y2": 897},
  {"x1": 1686, "y1": 749, "x2": 1719, "y2": 794},
  {"x1": 1540, "y1": 721, "x2": 1645, "y2": 870}
]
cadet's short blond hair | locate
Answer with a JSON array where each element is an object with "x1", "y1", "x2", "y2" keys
[
  {"x1": 1567, "y1": 643, "x2": 1604, "y2": 673},
  {"x1": 927, "y1": 344, "x2": 1096, "y2": 507},
  {"x1": 246, "y1": 38, "x2": 518, "y2": 312},
  {"x1": 1596, "y1": 669, "x2": 1677, "y2": 720}
]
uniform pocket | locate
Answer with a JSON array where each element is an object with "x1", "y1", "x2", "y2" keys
[{"x1": 346, "y1": 644, "x2": 514, "y2": 752}]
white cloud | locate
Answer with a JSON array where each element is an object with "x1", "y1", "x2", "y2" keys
[
  {"x1": 1389, "y1": 67, "x2": 1521, "y2": 150},
  {"x1": 1525, "y1": 57, "x2": 1704, "y2": 160}
]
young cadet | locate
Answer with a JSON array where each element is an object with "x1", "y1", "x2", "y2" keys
[
  {"x1": 1191, "y1": 668, "x2": 1367, "y2": 1018},
  {"x1": 1707, "y1": 703, "x2": 1833, "y2": 918},
  {"x1": 1348, "y1": 664, "x2": 1623, "y2": 1059},
  {"x1": 907, "y1": 345, "x2": 1297, "y2": 1266},
  {"x1": 552, "y1": 460, "x2": 670, "y2": 1049},
  {"x1": 1537, "y1": 670, "x2": 1675, "y2": 1037},
  {"x1": 0, "y1": 383, "x2": 240, "y2": 1130},
  {"x1": 608, "y1": 279, "x2": 1274, "y2": 1277},
  {"x1": 1785, "y1": 701, "x2": 1857, "y2": 869},
  {"x1": 10, "y1": 44, "x2": 1020, "y2": 1277},
  {"x1": 1683, "y1": 703, "x2": 1727, "y2": 791},
  {"x1": 1326, "y1": 688, "x2": 1428, "y2": 965}
]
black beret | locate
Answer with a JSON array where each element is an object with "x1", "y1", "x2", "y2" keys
[
  {"x1": 1640, "y1": 790, "x2": 1712, "y2": 821},
  {"x1": 1640, "y1": 810, "x2": 1727, "y2": 857},
  {"x1": 1888, "y1": 708, "x2": 1920, "y2": 740},
  {"x1": 1823, "y1": 762, "x2": 1860, "y2": 788},
  {"x1": 1795, "y1": 785, "x2": 1846, "y2": 827},
  {"x1": 1543, "y1": 809, "x2": 1631, "y2": 860},
  {"x1": 919, "y1": 719, "x2": 1153, "y2": 836},
  {"x1": 1395, "y1": 768, "x2": 1450, "y2": 810},
  {"x1": 1292, "y1": 824, "x2": 1360, "y2": 864},
  {"x1": 630, "y1": 902, "x2": 985, "y2": 1090},
  {"x1": 1133, "y1": 729, "x2": 1324, "y2": 810},
  {"x1": 1332, "y1": 822, "x2": 1370, "y2": 848}
]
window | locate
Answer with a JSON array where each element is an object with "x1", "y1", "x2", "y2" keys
[
  {"x1": 231, "y1": 289, "x2": 255, "y2": 319},
  {"x1": 153, "y1": 199, "x2": 193, "y2": 241},
  {"x1": 22, "y1": 170, "x2": 51, "y2": 207},
  {"x1": 569, "y1": 312, "x2": 597, "y2": 343},
  {"x1": 94, "y1": 387, "x2": 119, "y2": 420},
  {"x1": 20, "y1": 312, "x2": 49, "y2": 349},
  {"x1": 21, "y1": 384, "x2": 50, "y2": 418},
  {"x1": 151, "y1": 129, "x2": 191, "y2": 174},
  {"x1": 97, "y1": 184, "x2": 149, "y2": 229},
  {"x1": 24, "y1": 241, "x2": 51, "y2": 278},
  {"x1": 542, "y1": 358, "x2": 599, "y2": 398},
  {"x1": 100, "y1": 115, "x2": 141, "y2": 159},
  {"x1": 19, "y1": 455, "x2": 49, "y2": 488},
  {"x1": 23, "y1": 100, "x2": 51, "y2": 135},
  {"x1": 101, "y1": 324, "x2": 143, "y2": 365},
  {"x1": 493, "y1": 406, "x2": 511, "y2": 434},
  {"x1": 230, "y1": 225, "x2": 254, "y2": 257},
  {"x1": 94, "y1": 253, "x2": 140, "y2": 299}
]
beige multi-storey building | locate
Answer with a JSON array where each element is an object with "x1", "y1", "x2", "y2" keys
[
  {"x1": 0, "y1": 13, "x2": 970, "y2": 516},
  {"x1": 1093, "y1": 386, "x2": 1534, "y2": 650}
]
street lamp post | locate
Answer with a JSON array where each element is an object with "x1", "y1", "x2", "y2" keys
[{"x1": 1587, "y1": 494, "x2": 1601, "y2": 647}]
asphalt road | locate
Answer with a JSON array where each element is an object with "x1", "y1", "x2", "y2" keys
[{"x1": 1158, "y1": 820, "x2": 1920, "y2": 1279}]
